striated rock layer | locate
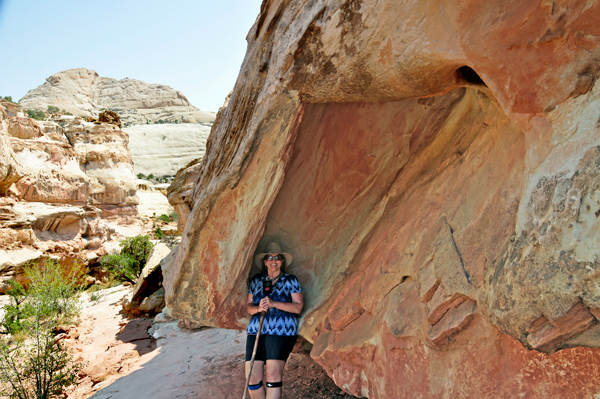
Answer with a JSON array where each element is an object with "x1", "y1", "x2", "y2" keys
[
  {"x1": 164, "y1": 0, "x2": 600, "y2": 397},
  {"x1": 0, "y1": 100, "x2": 141, "y2": 290},
  {"x1": 19, "y1": 68, "x2": 216, "y2": 127}
]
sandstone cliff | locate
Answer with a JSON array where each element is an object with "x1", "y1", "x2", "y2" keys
[
  {"x1": 19, "y1": 68, "x2": 216, "y2": 127},
  {"x1": 0, "y1": 99, "x2": 142, "y2": 291},
  {"x1": 162, "y1": 0, "x2": 600, "y2": 397}
]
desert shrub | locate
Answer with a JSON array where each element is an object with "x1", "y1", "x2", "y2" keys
[
  {"x1": 25, "y1": 261, "x2": 82, "y2": 321},
  {"x1": 157, "y1": 214, "x2": 170, "y2": 223},
  {"x1": 47, "y1": 105, "x2": 59, "y2": 114},
  {"x1": 88, "y1": 289, "x2": 104, "y2": 305},
  {"x1": 100, "y1": 235, "x2": 154, "y2": 283},
  {"x1": 137, "y1": 173, "x2": 146, "y2": 179},
  {"x1": 169, "y1": 211, "x2": 179, "y2": 222},
  {"x1": 99, "y1": 253, "x2": 139, "y2": 283},
  {"x1": 120, "y1": 235, "x2": 153, "y2": 267},
  {"x1": 1, "y1": 281, "x2": 32, "y2": 335},
  {"x1": 25, "y1": 109, "x2": 45, "y2": 121},
  {"x1": 2, "y1": 96, "x2": 14, "y2": 103},
  {"x1": 0, "y1": 260, "x2": 84, "y2": 398},
  {"x1": 1, "y1": 261, "x2": 83, "y2": 336},
  {"x1": 154, "y1": 227, "x2": 165, "y2": 239},
  {"x1": 0, "y1": 330, "x2": 82, "y2": 399},
  {"x1": 147, "y1": 174, "x2": 154, "y2": 179}
]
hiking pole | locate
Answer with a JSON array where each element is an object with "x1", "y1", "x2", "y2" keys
[{"x1": 243, "y1": 311, "x2": 266, "y2": 399}]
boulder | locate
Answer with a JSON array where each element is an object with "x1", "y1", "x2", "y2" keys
[
  {"x1": 139, "y1": 287, "x2": 165, "y2": 313},
  {"x1": 98, "y1": 109, "x2": 121, "y2": 129},
  {"x1": 162, "y1": 1, "x2": 600, "y2": 398},
  {"x1": 131, "y1": 243, "x2": 172, "y2": 302}
]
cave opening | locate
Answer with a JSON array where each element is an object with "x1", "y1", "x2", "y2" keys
[{"x1": 458, "y1": 66, "x2": 486, "y2": 86}]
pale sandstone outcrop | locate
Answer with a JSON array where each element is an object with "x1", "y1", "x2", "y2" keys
[
  {"x1": 11, "y1": 115, "x2": 138, "y2": 217},
  {"x1": 124, "y1": 123, "x2": 211, "y2": 177},
  {"x1": 136, "y1": 188, "x2": 173, "y2": 219},
  {"x1": 163, "y1": 1, "x2": 600, "y2": 397},
  {"x1": 0, "y1": 101, "x2": 141, "y2": 288},
  {"x1": 19, "y1": 68, "x2": 216, "y2": 127}
]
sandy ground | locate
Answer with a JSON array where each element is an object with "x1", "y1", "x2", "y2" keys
[{"x1": 61, "y1": 286, "x2": 354, "y2": 399}]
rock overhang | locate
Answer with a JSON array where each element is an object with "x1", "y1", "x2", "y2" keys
[{"x1": 164, "y1": 0, "x2": 600, "y2": 397}]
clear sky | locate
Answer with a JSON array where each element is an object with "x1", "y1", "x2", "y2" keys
[{"x1": 0, "y1": 0, "x2": 263, "y2": 112}]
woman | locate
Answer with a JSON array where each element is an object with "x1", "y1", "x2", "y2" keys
[{"x1": 245, "y1": 242, "x2": 304, "y2": 399}]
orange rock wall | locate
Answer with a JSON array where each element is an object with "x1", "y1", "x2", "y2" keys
[{"x1": 163, "y1": 0, "x2": 600, "y2": 397}]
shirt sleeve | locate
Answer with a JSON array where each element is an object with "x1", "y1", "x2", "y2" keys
[
  {"x1": 248, "y1": 275, "x2": 260, "y2": 295},
  {"x1": 288, "y1": 275, "x2": 303, "y2": 294}
]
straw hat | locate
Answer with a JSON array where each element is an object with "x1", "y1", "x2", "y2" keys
[{"x1": 254, "y1": 242, "x2": 293, "y2": 267}]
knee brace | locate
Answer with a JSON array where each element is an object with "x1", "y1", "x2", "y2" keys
[
  {"x1": 248, "y1": 381, "x2": 263, "y2": 390},
  {"x1": 266, "y1": 381, "x2": 282, "y2": 388}
]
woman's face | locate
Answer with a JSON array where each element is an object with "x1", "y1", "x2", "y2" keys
[{"x1": 264, "y1": 253, "x2": 283, "y2": 275}]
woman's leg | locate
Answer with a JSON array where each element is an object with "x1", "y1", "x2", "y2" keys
[
  {"x1": 245, "y1": 360, "x2": 265, "y2": 399},
  {"x1": 265, "y1": 359, "x2": 285, "y2": 399}
]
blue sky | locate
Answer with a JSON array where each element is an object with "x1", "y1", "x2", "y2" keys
[{"x1": 0, "y1": 0, "x2": 262, "y2": 112}]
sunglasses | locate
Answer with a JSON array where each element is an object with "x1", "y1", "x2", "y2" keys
[{"x1": 264, "y1": 254, "x2": 284, "y2": 261}]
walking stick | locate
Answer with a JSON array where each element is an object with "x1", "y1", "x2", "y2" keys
[{"x1": 243, "y1": 312, "x2": 266, "y2": 399}]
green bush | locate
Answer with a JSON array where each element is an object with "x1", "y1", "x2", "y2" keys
[
  {"x1": 100, "y1": 253, "x2": 139, "y2": 283},
  {"x1": 147, "y1": 174, "x2": 154, "y2": 180},
  {"x1": 137, "y1": 173, "x2": 146, "y2": 179},
  {"x1": 157, "y1": 214, "x2": 170, "y2": 223},
  {"x1": 99, "y1": 235, "x2": 154, "y2": 283},
  {"x1": 0, "y1": 260, "x2": 84, "y2": 398},
  {"x1": 120, "y1": 235, "x2": 154, "y2": 267},
  {"x1": 1, "y1": 261, "x2": 83, "y2": 336},
  {"x1": 2, "y1": 96, "x2": 14, "y2": 103},
  {"x1": 47, "y1": 105, "x2": 59, "y2": 114},
  {"x1": 2, "y1": 281, "x2": 32, "y2": 335},
  {"x1": 154, "y1": 227, "x2": 165, "y2": 239},
  {"x1": 26, "y1": 109, "x2": 45, "y2": 121},
  {"x1": 0, "y1": 331, "x2": 82, "y2": 399},
  {"x1": 169, "y1": 211, "x2": 179, "y2": 223}
]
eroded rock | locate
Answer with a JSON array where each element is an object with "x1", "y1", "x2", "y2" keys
[
  {"x1": 0, "y1": 101, "x2": 141, "y2": 285},
  {"x1": 160, "y1": 1, "x2": 600, "y2": 397}
]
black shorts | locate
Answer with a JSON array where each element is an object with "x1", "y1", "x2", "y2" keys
[{"x1": 245, "y1": 334, "x2": 297, "y2": 362}]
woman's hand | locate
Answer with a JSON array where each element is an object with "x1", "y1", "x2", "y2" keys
[{"x1": 259, "y1": 296, "x2": 273, "y2": 312}]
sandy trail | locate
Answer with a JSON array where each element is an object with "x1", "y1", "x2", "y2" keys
[{"x1": 64, "y1": 285, "x2": 352, "y2": 399}]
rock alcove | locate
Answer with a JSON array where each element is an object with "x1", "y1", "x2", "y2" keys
[{"x1": 164, "y1": 0, "x2": 600, "y2": 397}]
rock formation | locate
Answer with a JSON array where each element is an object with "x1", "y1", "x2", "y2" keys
[
  {"x1": 19, "y1": 68, "x2": 216, "y2": 127},
  {"x1": 162, "y1": 0, "x2": 600, "y2": 397},
  {"x1": 124, "y1": 123, "x2": 211, "y2": 177},
  {"x1": 0, "y1": 99, "x2": 141, "y2": 291}
]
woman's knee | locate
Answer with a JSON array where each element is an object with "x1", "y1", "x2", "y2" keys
[
  {"x1": 265, "y1": 360, "x2": 285, "y2": 381},
  {"x1": 246, "y1": 360, "x2": 265, "y2": 384}
]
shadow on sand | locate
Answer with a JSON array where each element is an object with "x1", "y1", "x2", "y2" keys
[{"x1": 89, "y1": 327, "x2": 247, "y2": 399}]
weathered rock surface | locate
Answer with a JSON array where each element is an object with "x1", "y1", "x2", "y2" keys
[
  {"x1": 124, "y1": 123, "x2": 211, "y2": 177},
  {"x1": 166, "y1": 158, "x2": 202, "y2": 232},
  {"x1": 0, "y1": 100, "x2": 24, "y2": 194},
  {"x1": 163, "y1": 0, "x2": 600, "y2": 397},
  {"x1": 0, "y1": 100, "x2": 142, "y2": 286},
  {"x1": 19, "y1": 68, "x2": 216, "y2": 127}
]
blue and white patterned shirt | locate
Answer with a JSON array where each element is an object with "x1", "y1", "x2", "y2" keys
[{"x1": 246, "y1": 273, "x2": 303, "y2": 336}]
